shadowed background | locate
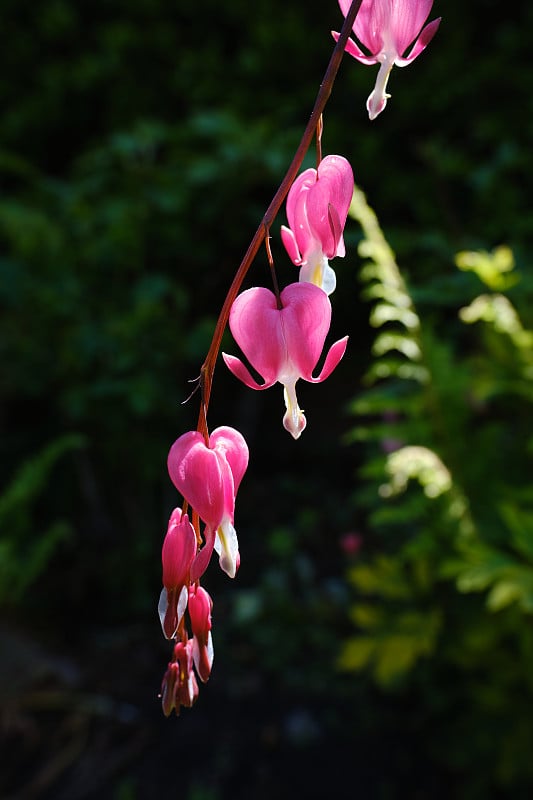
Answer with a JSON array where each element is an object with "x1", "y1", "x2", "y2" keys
[{"x1": 1, "y1": 0, "x2": 533, "y2": 798}]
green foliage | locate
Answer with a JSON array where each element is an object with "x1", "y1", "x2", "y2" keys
[
  {"x1": 339, "y1": 554, "x2": 442, "y2": 685},
  {"x1": 0, "y1": 102, "x2": 300, "y2": 623},
  {"x1": 455, "y1": 245, "x2": 519, "y2": 292},
  {"x1": 343, "y1": 186, "x2": 533, "y2": 795},
  {"x1": 1, "y1": 0, "x2": 533, "y2": 796},
  {"x1": 0, "y1": 434, "x2": 84, "y2": 604}
]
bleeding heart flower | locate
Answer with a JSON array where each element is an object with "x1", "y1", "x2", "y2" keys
[
  {"x1": 188, "y1": 584, "x2": 214, "y2": 683},
  {"x1": 281, "y1": 155, "x2": 354, "y2": 295},
  {"x1": 223, "y1": 282, "x2": 348, "y2": 439},
  {"x1": 333, "y1": 0, "x2": 441, "y2": 119},
  {"x1": 158, "y1": 508, "x2": 197, "y2": 639},
  {"x1": 160, "y1": 639, "x2": 199, "y2": 716},
  {"x1": 167, "y1": 426, "x2": 248, "y2": 580}
]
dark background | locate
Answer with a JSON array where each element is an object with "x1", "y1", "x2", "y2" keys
[{"x1": 2, "y1": 1, "x2": 533, "y2": 798}]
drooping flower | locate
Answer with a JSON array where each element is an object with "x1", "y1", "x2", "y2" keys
[
  {"x1": 222, "y1": 282, "x2": 348, "y2": 439},
  {"x1": 188, "y1": 584, "x2": 214, "y2": 683},
  {"x1": 160, "y1": 639, "x2": 199, "y2": 716},
  {"x1": 158, "y1": 508, "x2": 197, "y2": 640},
  {"x1": 333, "y1": 0, "x2": 441, "y2": 120},
  {"x1": 167, "y1": 426, "x2": 248, "y2": 581},
  {"x1": 281, "y1": 155, "x2": 354, "y2": 295}
]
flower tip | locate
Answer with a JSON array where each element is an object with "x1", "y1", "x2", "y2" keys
[
  {"x1": 219, "y1": 551, "x2": 238, "y2": 579},
  {"x1": 214, "y1": 523, "x2": 240, "y2": 579},
  {"x1": 367, "y1": 90, "x2": 390, "y2": 121},
  {"x1": 283, "y1": 407, "x2": 307, "y2": 440},
  {"x1": 282, "y1": 382, "x2": 307, "y2": 439}
]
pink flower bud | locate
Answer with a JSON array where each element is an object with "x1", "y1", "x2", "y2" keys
[
  {"x1": 160, "y1": 639, "x2": 199, "y2": 716},
  {"x1": 188, "y1": 585, "x2": 214, "y2": 683},
  {"x1": 158, "y1": 509, "x2": 197, "y2": 640},
  {"x1": 161, "y1": 509, "x2": 197, "y2": 591}
]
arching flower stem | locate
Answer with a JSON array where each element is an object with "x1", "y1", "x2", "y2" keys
[{"x1": 196, "y1": 0, "x2": 364, "y2": 433}]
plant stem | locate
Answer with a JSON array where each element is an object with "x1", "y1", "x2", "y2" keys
[{"x1": 196, "y1": 0, "x2": 363, "y2": 436}]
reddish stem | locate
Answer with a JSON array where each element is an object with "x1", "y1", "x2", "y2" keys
[
  {"x1": 316, "y1": 114, "x2": 324, "y2": 169},
  {"x1": 196, "y1": 0, "x2": 362, "y2": 434}
]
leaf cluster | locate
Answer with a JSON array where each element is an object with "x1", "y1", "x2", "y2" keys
[{"x1": 343, "y1": 187, "x2": 533, "y2": 795}]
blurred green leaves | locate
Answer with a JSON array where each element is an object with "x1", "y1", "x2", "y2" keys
[
  {"x1": 0, "y1": 1, "x2": 532, "y2": 795},
  {"x1": 342, "y1": 185, "x2": 533, "y2": 794},
  {"x1": 455, "y1": 245, "x2": 518, "y2": 292},
  {"x1": 0, "y1": 434, "x2": 84, "y2": 604}
]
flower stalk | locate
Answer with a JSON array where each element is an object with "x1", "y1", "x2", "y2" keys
[{"x1": 196, "y1": 0, "x2": 364, "y2": 429}]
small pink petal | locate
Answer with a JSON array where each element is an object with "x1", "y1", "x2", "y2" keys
[
  {"x1": 222, "y1": 353, "x2": 275, "y2": 390},
  {"x1": 332, "y1": 31, "x2": 378, "y2": 65},
  {"x1": 280, "y1": 225, "x2": 303, "y2": 266},
  {"x1": 396, "y1": 17, "x2": 441, "y2": 65},
  {"x1": 307, "y1": 335, "x2": 349, "y2": 383},
  {"x1": 191, "y1": 525, "x2": 217, "y2": 581}
]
